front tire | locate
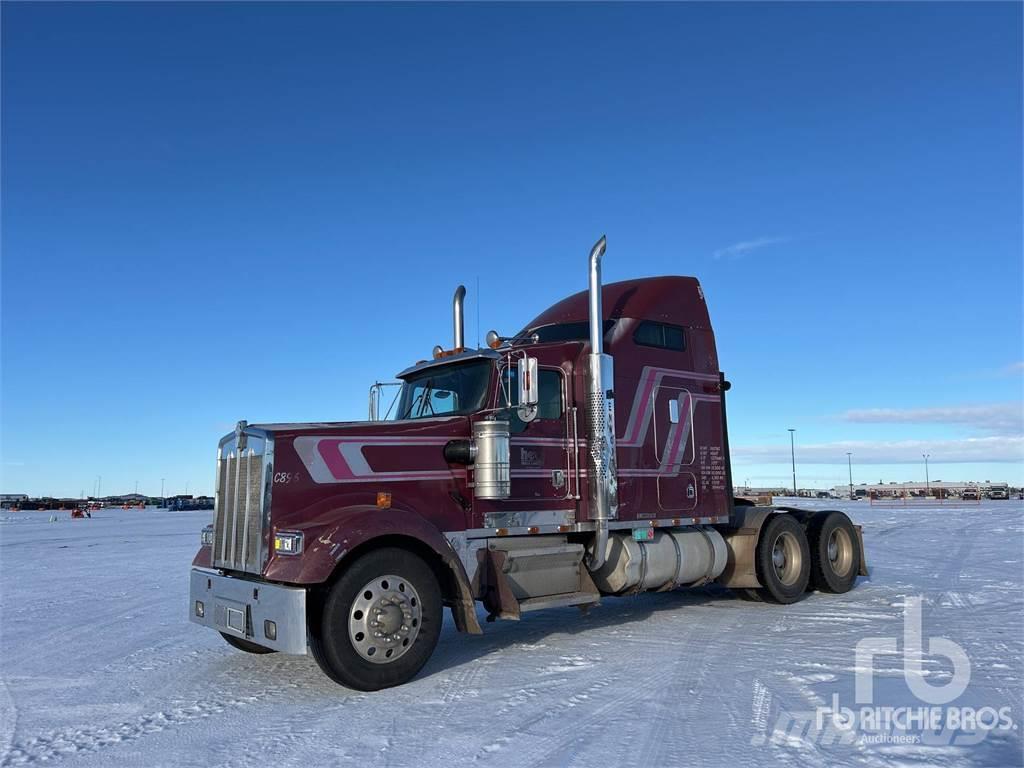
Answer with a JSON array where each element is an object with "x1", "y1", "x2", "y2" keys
[
  {"x1": 807, "y1": 511, "x2": 860, "y2": 593},
  {"x1": 220, "y1": 632, "x2": 276, "y2": 654},
  {"x1": 310, "y1": 547, "x2": 442, "y2": 691},
  {"x1": 754, "y1": 514, "x2": 810, "y2": 604}
]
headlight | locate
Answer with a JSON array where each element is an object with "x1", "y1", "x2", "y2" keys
[
  {"x1": 274, "y1": 531, "x2": 303, "y2": 555},
  {"x1": 200, "y1": 524, "x2": 214, "y2": 547}
]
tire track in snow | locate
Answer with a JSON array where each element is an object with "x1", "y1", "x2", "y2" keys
[
  {"x1": 436, "y1": 656, "x2": 488, "y2": 718},
  {"x1": 479, "y1": 596, "x2": 737, "y2": 767},
  {"x1": 471, "y1": 638, "x2": 622, "y2": 764},
  {"x1": 0, "y1": 675, "x2": 16, "y2": 764},
  {"x1": 633, "y1": 601, "x2": 739, "y2": 768},
  {"x1": 935, "y1": 524, "x2": 981, "y2": 592},
  {"x1": 1, "y1": 654, "x2": 316, "y2": 766},
  {"x1": 1, "y1": 696, "x2": 254, "y2": 766},
  {"x1": 474, "y1": 668, "x2": 652, "y2": 766}
]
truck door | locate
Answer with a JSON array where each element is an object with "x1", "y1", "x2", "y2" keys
[
  {"x1": 651, "y1": 385, "x2": 699, "y2": 512},
  {"x1": 504, "y1": 365, "x2": 574, "y2": 502}
]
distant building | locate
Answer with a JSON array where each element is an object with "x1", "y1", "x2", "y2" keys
[{"x1": 830, "y1": 481, "x2": 1018, "y2": 499}]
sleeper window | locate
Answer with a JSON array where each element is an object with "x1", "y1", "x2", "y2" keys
[{"x1": 634, "y1": 321, "x2": 686, "y2": 351}]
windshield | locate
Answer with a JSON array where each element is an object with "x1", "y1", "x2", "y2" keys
[{"x1": 395, "y1": 360, "x2": 492, "y2": 420}]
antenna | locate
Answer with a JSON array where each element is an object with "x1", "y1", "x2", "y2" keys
[{"x1": 476, "y1": 275, "x2": 480, "y2": 348}]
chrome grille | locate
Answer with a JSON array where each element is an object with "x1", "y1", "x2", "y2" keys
[{"x1": 213, "y1": 431, "x2": 271, "y2": 574}]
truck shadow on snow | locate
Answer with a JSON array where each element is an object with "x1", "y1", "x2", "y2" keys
[
  {"x1": 205, "y1": 586, "x2": 745, "y2": 699},
  {"x1": 209, "y1": 582, "x2": 873, "y2": 697},
  {"x1": 421, "y1": 585, "x2": 736, "y2": 679}
]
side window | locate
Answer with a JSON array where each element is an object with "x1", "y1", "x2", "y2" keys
[
  {"x1": 504, "y1": 368, "x2": 564, "y2": 432},
  {"x1": 536, "y1": 370, "x2": 563, "y2": 420},
  {"x1": 402, "y1": 381, "x2": 459, "y2": 416},
  {"x1": 634, "y1": 320, "x2": 686, "y2": 351}
]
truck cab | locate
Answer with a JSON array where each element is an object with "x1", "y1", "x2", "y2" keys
[{"x1": 189, "y1": 236, "x2": 866, "y2": 690}]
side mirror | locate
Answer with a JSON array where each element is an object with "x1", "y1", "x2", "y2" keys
[{"x1": 517, "y1": 356, "x2": 539, "y2": 422}]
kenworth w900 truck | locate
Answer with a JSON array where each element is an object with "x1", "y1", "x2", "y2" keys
[{"x1": 189, "y1": 236, "x2": 867, "y2": 690}]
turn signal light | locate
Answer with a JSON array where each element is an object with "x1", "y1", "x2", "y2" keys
[
  {"x1": 377, "y1": 492, "x2": 392, "y2": 509},
  {"x1": 274, "y1": 531, "x2": 304, "y2": 555}
]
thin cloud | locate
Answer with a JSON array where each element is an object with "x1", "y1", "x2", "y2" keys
[
  {"x1": 713, "y1": 235, "x2": 793, "y2": 260},
  {"x1": 840, "y1": 402, "x2": 1023, "y2": 436},
  {"x1": 951, "y1": 361, "x2": 1024, "y2": 382},
  {"x1": 732, "y1": 436, "x2": 1023, "y2": 465}
]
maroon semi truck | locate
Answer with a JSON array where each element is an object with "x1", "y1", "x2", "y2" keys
[{"x1": 189, "y1": 236, "x2": 867, "y2": 690}]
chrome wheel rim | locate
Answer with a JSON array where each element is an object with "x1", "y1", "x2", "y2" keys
[
  {"x1": 828, "y1": 528, "x2": 854, "y2": 576},
  {"x1": 771, "y1": 531, "x2": 802, "y2": 586},
  {"x1": 349, "y1": 574, "x2": 422, "y2": 664}
]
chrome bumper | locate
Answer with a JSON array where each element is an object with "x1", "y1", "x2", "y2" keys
[{"x1": 189, "y1": 567, "x2": 307, "y2": 654}]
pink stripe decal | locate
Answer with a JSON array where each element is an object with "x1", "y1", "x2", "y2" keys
[
  {"x1": 299, "y1": 436, "x2": 467, "y2": 484},
  {"x1": 317, "y1": 439, "x2": 355, "y2": 480},
  {"x1": 622, "y1": 368, "x2": 660, "y2": 447},
  {"x1": 663, "y1": 392, "x2": 693, "y2": 470}
]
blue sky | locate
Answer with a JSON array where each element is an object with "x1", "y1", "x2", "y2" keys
[{"x1": 2, "y1": 2, "x2": 1021, "y2": 497}]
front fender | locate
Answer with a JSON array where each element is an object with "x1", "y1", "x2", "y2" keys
[
  {"x1": 192, "y1": 546, "x2": 212, "y2": 568},
  {"x1": 265, "y1": 505, "x2": 482, "y2": 634}
]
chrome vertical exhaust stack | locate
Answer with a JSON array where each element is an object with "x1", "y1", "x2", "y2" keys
[
  {"x1": 452, "y1": 284, "x2": 466, "y2": 350},
  {"x1": 588, "y1": 236, "x2": 607, "y2": 355},
  {"x1": 584, "y1": 235, "x2": 618, "y2": 570}
]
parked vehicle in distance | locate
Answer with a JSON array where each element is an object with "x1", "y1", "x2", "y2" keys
[
  {"x1": 189, "y1": 236, "x2": 868, "y2": 690},
  {"x1": 963, "y1": 487, "x2": 981, "y2": 501},
  {"x1": 986, "y1": 483, "x2": 1009, "y2": 500}
]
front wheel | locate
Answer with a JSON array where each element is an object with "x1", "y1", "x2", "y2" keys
[
  {"x1": 310, "y1": 547, "x2": 442, "y2": 691},
  {"x1": 754, "y1": 514, "x2": 810, "y2": 604}
]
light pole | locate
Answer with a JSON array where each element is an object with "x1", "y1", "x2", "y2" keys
[
  {"x1": 788, "y1": 428, "x2": 797, "y2": 496},
  {"x1": 847, "y1": 452, "x2": 854, "y2": 500},
  {"x1": 923, "y1": 454, "x2": 930, "y2": 496}
]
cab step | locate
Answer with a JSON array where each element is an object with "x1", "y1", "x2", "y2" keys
[{"x1": 518, "y1": 591, "x2": 601, "y2": 613}]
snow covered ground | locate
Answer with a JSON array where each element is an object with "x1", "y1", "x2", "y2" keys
[{"x1": 1, "y1": 500, "x2": 1021, "y2": 767}]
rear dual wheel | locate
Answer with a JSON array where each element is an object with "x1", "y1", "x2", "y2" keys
[
  {"x1": 807, "y1": 511, "x2": 860, "y2": 594},
  {"x1": 754, "y1": 514, "x2": 811, "y2": 603},
  {"x1": 310, "y1": 547, "x2": 442, "y2": 691}
]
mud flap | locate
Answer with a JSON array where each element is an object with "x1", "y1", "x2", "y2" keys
[
  {"x1": 473, "y1": 548, "x2": 521, "y2": 621},
  {"x1": 855, "y1": 524, "x2": 869, "y2": 577},
  {"x1": 441, "y1": 552, "x2": 483, "y2": 635}
]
